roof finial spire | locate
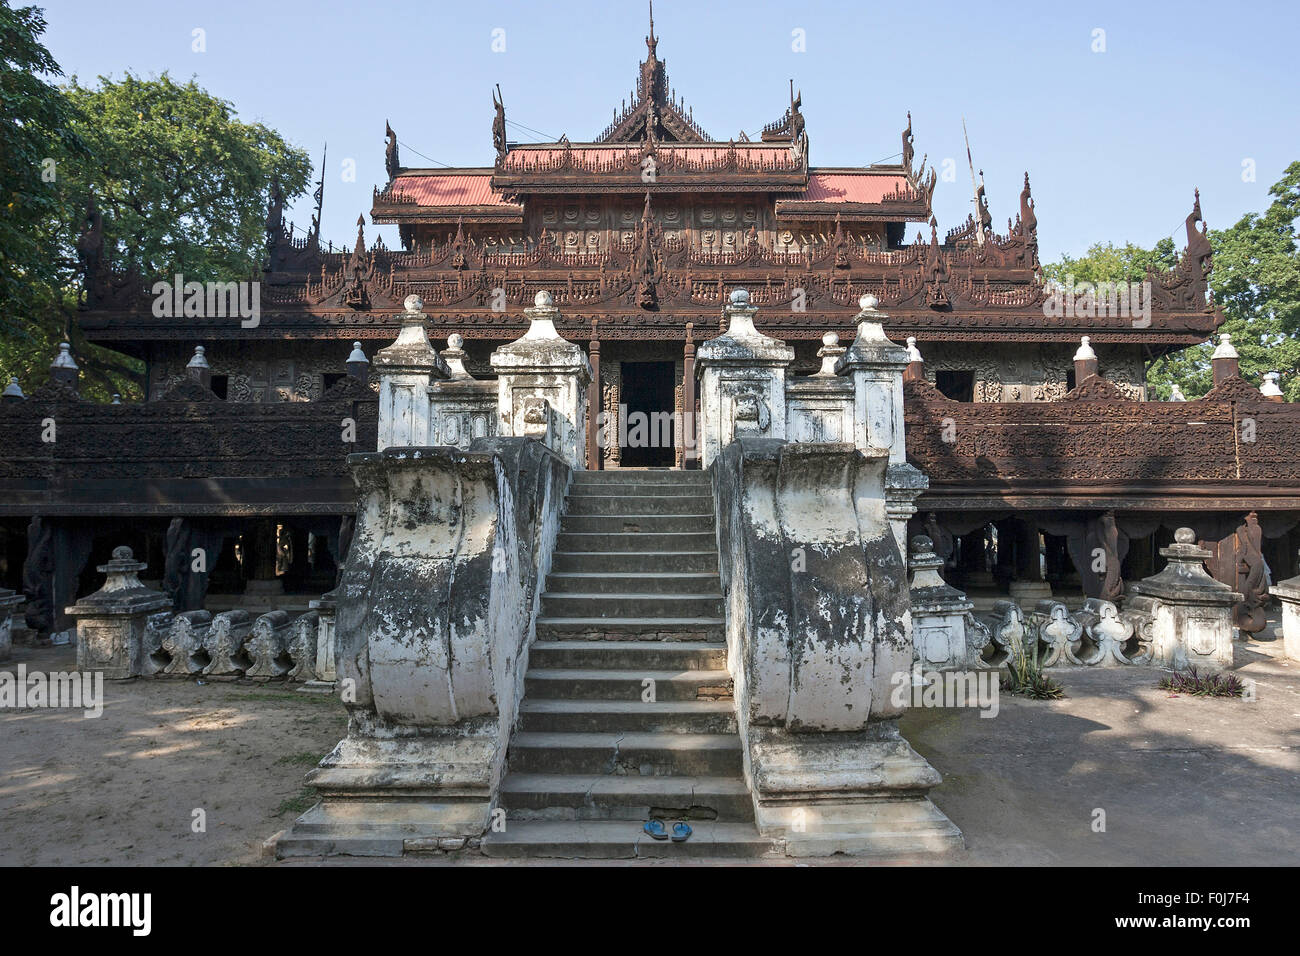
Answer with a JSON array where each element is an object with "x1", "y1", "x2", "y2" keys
[
  {"x1": 648, "y1": 0, "x2": 656, "y2": 51},
  {"x1": 309, "y1": 143, "x2": 327, "y2": 243}
]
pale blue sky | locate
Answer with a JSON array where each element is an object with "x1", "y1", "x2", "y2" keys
[{"x1": 37, "y1": 0, "x2": 1300, "y2": 261}]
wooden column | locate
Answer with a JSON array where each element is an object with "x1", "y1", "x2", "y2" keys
[
  {"x1": 587, "y1": 320, "x2": 601, "y2": 470},
  {"x1": 682, "y1": 323, "x2": 697, "y2": 469}
]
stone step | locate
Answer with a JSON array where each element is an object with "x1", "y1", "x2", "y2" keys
[
  {"x1": 556, "y1": 531, "x2": 717, "y2": 553},
  {"x1": 524, "y1": 668, "x2": 732, "y2": 701},
  {"x1": 550, "y1": 551, "x2": 719, "y2": 574},
  {"x1": 572, "y1": 471, "x2": 710, "y2": 487},
  {"x1": 544, "y1": 571, "x2": 721, "y2": 595},
  {"x1": 481, "y1": 820, "x2": 775, "y2": 859},
  {"x1": 569, "y1": 482, "x2": 712, "y2": 498},
  {"x1": 507, "y1": 732, "x2": 744, "y2": 776},
  {"x1": 498, "y1": 774, "x2": 754, "y2": 821},
  {"x1": 560, "y1": 513, "x2": 715, "y2": 534},
  {"x1": 535, "y1": 617, "x2": 724, "y2": 641},
  {"x1": 528, "y1": 639, "x2": 727, "y2": 670},
  {"x1": 566, "y1": 495, "x2": 714, "y2": 516},
  {"x1": 539, "y1": 592, "x2": 724, "y2": 620},
  {"x1": 517, "y1": 698, "x2": 738, "y2": 734}
]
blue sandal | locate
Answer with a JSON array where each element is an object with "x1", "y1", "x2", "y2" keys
[
  {"x1": 643, "y1": 819, "x2": 669, "y2": 840},
  {"x1": 671, "y1": 821, "x2": 693, "y2": 842}
]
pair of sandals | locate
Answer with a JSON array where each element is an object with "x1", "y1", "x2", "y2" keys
[{"x1": 643, "y1": 818, "x2": 692, "y2": 842}]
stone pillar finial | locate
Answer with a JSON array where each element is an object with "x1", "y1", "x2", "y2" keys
[
  {"x1": 903, "y1": 336, "x2": 924, "y2": 382},
  {"x1": 835, "y1": 296, "x2": 908, "y2": 459},
  {"x1": 374, "y1": 294, "x2": 450, "y2": 449},
  {"x1": 1073, "y1": 335, "x2": 1098, "y2": 383},
  {"x1": 694, "y1": 287, "x2": 794, "y2": 467},
  {"x1": 441, "y1": 333, "x2": 473, "y2": 381},
  {"x1": 490, "y1": 291, "x2": 591, "y2": 469},
  {"x1": 522, "y1": 290, "x2": 561, "y2": 340},
  {"x1": 186, "y1": 345, "x2": 212, "y2": 389},
  {"x1": 1261, "y1": 370, "x2": 1283, "y2": 402},
  {"x1": 2, "y1": 376, "x2": 24, "y2": 403},
  {"x1": 835, "y1": 295, "x2": 921, "y2": 557},
  {"x1": 111, "y1": 393, "x2": 122, "y2": 404},
  {"x1": 722, "y1": 287, "x2": 761, "y2": 339},
  {"x1": 1211, "y1": 332, "x2": 1240, "y2": 386},
  {"x1": 346, "y1": 341, "x2": 369, "y2": 381},
  {"x1": 50, "y1": 342, "x2": 78, "y2": 387},
  {"x1": 813, "y1": 331, "x2": 845, "y2": 377}
]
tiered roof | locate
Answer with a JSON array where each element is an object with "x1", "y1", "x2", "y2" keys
[{"x1": 77, "y1": 10, "x2": 1222, "y2": 353}]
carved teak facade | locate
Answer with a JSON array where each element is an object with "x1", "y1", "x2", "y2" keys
[{"x1": 5, "y1": 16, "x2": 1297, "y2": 636}]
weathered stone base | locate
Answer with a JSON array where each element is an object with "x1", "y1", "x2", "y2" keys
[
  {"x1": 747, "y1": 722, "x2": 963, "y2": 858},
  {"x1": 276, "y1": 718, "x2": 502, "y2": 859},
  {"x1": 276, "y1": 799, "x2": 491, "y2": 858},
  {"x1": 297, "y1": 680, "x2": 337, "y2": 695}
]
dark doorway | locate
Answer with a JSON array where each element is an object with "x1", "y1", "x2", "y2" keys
[
  {"x1": 935, "y1": 369, "x2": 975, "y2": 402},
  {"x1": 619, "y1": 361, "x2": 676, "y2": 467}
]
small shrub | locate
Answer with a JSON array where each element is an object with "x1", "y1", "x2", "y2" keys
[
  {"x1": 1158, "y1": 668, "x2": 1244, "y2": 698},
  {"x1": 1003, "y1": 635, "x2": 1065, "y2": 700}
]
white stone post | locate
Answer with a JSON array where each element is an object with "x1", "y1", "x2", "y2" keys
[
  {"x1": 1269, "y1": 558, "x2": 1300, "y2": 661},
  {"x1": 835, "y1": 294, "x2": 927, "y2": 557},
  {"x1": 301, "y1": 592, "x2": 338, "y2": 692},
  {"x1": 908, "y1": 535, "x2": 975, "y2": 671},
  {"x1": 695, "y1": 288, "x2": 794, "y2": 468},
  {"x1": 374, "y1": 294, "x2": 449, "y2": 450},
  {"x1": 490, "y1": 291, "x2": 591, "y2": 470},
  {"x1": 64, "y1": 546, "x2": 170, "y2": 679},
  {"x1": 1127, "y1": 528, "x2": 1242, "y2": 670},
  {"x1": 0, "y1": 588, "x2": 24, "y2": 661}
]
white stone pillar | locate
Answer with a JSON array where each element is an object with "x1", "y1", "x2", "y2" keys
[
  {"x1": 65, "y1": 546, "x2": 170, "y2": 679},
  {"x1": 908, "y1": 534, "x2": 975, "y2": 671},
  {"x1": 490, "y1": 291, "x2": 591, "y2": 470},
  {"x1": 0, "y1": 588, "x2": 24, "y2": 662},
  {"x1": 694, "y1": 289, "x2": 794, "y2": 468},
  {"x1": 835, "y1": 294, "x2": 927, "y2": 556},
  {"x1": 1269, "y1": 562, "x2": 1300, "y2": 661},
  {"x1": 374, "y1": 294, "x2": 449, "y2": 450},
  {"x1": 1127, "y1": 528, "x2": 1242, "y2": 670}
]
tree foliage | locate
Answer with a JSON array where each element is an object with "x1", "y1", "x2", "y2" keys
[
  {"x1": 1041, "y1": 164, "x2": 1300, "y2": 401},
  {"x1": 0, "y1": 1, "x2": 83, "y2": 323},
  {"x1": 0, "y1": 2, "x2": 312, "y2": 402}
]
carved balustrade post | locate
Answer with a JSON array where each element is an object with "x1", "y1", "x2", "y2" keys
[
  {"x1": 490, "y1": 291, "x2": 591, "y2": 470},
  {"x1": 835, "y1": 294, "x2": 927, "y2": 558},
  {"x1": 65, "y1": 546, "x2": 170, "y2": 679},
  {"x1": 694, "y1": 288, "x2": 793, "y2": 469},
  {"x1": 374, "y1": 294, "x2": 449, "y2": 450},
  {"x1": 1126, "y1": 528, "x2": 1242, "y2": 670}
]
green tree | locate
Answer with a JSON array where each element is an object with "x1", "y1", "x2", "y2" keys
[
  {"x1": 0, "y1": 6, "x2": 313, "y2": 402},
  {"x1": 1040, "y1": 238, "x2": 1178, "y2": 288},
  {"x1": 0, "y1": 1, "x2": 83, "y2": 326},
  {"x1": 58, "y1": 72, "x2": 312, "y2": 283},
  {"x1": 1160, "y1": 162, "x2": 1300, "y2": 402},
  {"x1": 1041, "y1": 166, "x2": 1300, "y2": 401}
]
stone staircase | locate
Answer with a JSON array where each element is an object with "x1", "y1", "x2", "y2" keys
[{"x1": 483, "y1": 469, "x2": 775, "y2": 859}]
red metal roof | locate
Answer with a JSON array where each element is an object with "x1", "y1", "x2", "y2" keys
[
  {"x1": 385, "y1": 172, "x2": 515, "y2": 207},
  {"x1": 797, "y1": 172, "x2": 910, "y2": 204},
  {"x1": 382, "y1": 168, "x2": 910, "y2": 208},
  {"x1": 500, "y1": 143, "x2": 795, "y2": 169}
]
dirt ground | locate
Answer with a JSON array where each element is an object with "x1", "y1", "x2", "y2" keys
[
  {"x1": 1, "y1": 628, "x2": 1297, "y2": 867},
  {"x1": 0, "y1": 642, "x2": 347, "y2": 866}
]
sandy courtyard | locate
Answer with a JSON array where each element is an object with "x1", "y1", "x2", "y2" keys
[{"x1": 1, "y1": 634, "x2": 1297, "y2": 866}]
